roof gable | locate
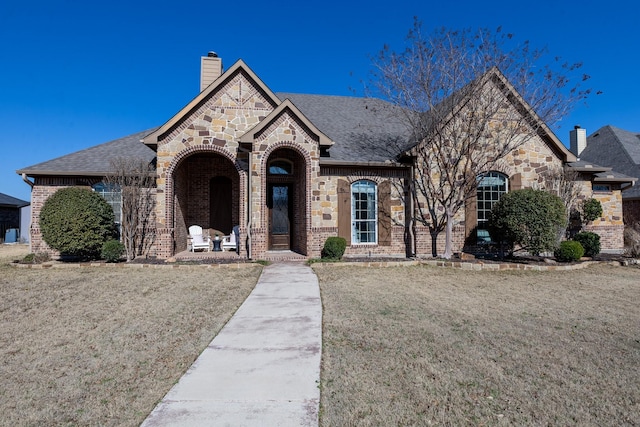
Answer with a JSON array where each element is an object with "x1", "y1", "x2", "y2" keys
[
  {"x1": 143, "y1": 60, "x2": 281, "y2": 147},
  {"x1": 581, "y1": 125, "x2": 640, "y2": 197},
  {"x1": 238, "y1": 99, "x2": 333, "y2": 147},
  {"x1": 486, "y1": 68, "x2": 576, "y2": 162}
]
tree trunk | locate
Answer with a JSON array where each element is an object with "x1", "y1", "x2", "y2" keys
[
  {"x1": 443, "y1": 205, "x2": 454, "y2": 259},
  {"x1": 430, "y1": 228, "x2": 438, "y2": 258}
]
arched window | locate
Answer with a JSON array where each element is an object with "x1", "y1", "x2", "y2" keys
[
  {"x1": 351, "y1": 180, "x2": 377, "y2": 244},
  {"x1": 476, "y1": 172, "x2": 508, "y2": 239},
  {"x1": 268, "y1": 160, "x2": 293, "y2": 175}
]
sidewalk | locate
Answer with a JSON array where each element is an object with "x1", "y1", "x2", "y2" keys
[{"x1": 141, "y1": 262, "x2": 322, "y2": 427}]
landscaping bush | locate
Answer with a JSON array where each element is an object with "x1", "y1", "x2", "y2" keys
[
  {"x1": 623, "y1": 224, "x2": 640, "y2": 257},
  {"x1": 583, "y1": 198, "x2": 603, "y2": 223},
  {"x1": 554, "y1": 240, "x2": 585, "y2": 262},
  {"x1": 101, "y1": 240, "x2": 125, "y2": 263},
  {"x1": 573, "y1": 231, "x2": 601, "y2": 257},
  {"x1": 488, "y1": 189, "x2": 566, "y2": 256},
  {"x1": 322, "y1": 237, "x2": 347, "y2": 260},
  {"x1": 21, "y1": 252, "x2": 51, "y2": 264},
  {"x1": 39, "y1": 187, "x2": 116, "y2": 260}
]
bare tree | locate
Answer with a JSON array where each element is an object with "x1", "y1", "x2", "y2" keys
[
  {"x1": 540, "y1": 167, "x2": 581, "y2": 246},
  {"x1": 104, "y1": 157, "x2": 156, "y2": 261},
  {"x1": 541, "y1": 166, "x2": 583, "y2": 239},
  {"x1": 370, "y1": 21, "x2": 591, "y2": 258}
]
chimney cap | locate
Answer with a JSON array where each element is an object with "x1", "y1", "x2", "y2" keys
[{"x1": 207, "y1": 51, "x2": 218, "y2": 58}]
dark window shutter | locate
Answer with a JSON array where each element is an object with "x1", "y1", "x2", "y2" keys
[
  {"x1": 510, "y1": 173, "x2": 522, "y2": 190},
  {"x1": 378, "y1": 180, "x2": 392, "y2": 246},
  {"x1": 465, "y1": 194, "x2": 477, "y2": 240},
  {"x1": 337, "y1": 179, "x2": 351, "y2": 245}
]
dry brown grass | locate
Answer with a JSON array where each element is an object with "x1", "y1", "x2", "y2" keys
[
  {"x1": 0, "y1": 244, "x2": 261, "y2": 426},
  {"x1": 315, "y1": 263, "x2": 640, "y2": 426}
]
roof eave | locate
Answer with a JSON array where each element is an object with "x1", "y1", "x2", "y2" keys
[
  {"x1": 319, "y1": 159, "x2": 407, "y2": 168},
  {"x1": 594, "y1": 176, "x2": 637, "y2": 184},
  {"x1": 16, "y1": 170, "x2": 109, "y2": 178}
]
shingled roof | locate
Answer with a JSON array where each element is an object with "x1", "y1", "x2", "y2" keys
[
  {"x1": 17, "y1": 129, "x2": 157, "y2": 176},
  {"x1": 579, "y1": 125, "x2": 640, "y2": 198},
  {"x1": 277, "y1": 93, "x2": 411, "y2": 163},
  {"x1": 0, "y1": 193, "x2": 29, "y2": 208},
  {"x1": 17, "y1": 93, "x2": 413, "y2": 176}
]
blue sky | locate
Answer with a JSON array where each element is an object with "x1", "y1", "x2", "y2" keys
[{"x1": 1, "y1": 0, "x2": 638, "y2": 202}]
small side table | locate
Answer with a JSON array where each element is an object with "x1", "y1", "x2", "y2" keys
[{"x1": 212, "y1": 238, "x2": 222, "y2": 252}]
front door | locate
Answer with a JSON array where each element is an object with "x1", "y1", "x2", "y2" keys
[{"x1": 268, "y1": 184, "x2": 291, "y2": 250}]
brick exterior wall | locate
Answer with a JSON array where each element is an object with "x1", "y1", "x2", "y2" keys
[{"x1": 28, "y1": 177, "x2": 99, "y2": 256}]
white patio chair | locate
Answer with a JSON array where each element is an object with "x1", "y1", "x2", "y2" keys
[
  {"x1": 222, "y1": 229, "x2": 236, "y2": 251},
  {"x1": 188, "y1": 225, "x2": 211, "y2": 252}
]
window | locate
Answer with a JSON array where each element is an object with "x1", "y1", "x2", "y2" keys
[
  {"x1": 268, "y1": 160, "x2": 293, "y2": 175},
  {"x1": 351, "y1": 180, "x2": 377, "y2": 244},
  {"x1": 593, "y1": 184, "x2": 611, "y2": 192},
  {"x1": 93, "y1": 182, "x2": 122, "y2": 235},
  {"x1": 477, "y1": 172, "x2": 508, "y2": 239}
]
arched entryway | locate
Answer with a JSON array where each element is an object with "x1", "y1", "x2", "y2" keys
[
  {"x1": 172, "y1": 152, "x2": 240, "y2": 252},
  {"x1": 265, "y1": 148, "x2": 307, "y2": 254}
]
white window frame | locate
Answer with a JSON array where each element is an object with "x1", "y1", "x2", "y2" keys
[
  {"x1": 477, "y1": 172, "x2": 509, "y2": 234},
  {"x1": 93, "y1": 182, "x2": 122, "y2": 236},
  {"x1": 351, "y1": 180, "x2": 377, "y2": 244}
]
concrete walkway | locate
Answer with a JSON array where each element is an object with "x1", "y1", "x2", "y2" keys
[{"x1": 141, "y1": 262, "x2": 322, "y2": 427}]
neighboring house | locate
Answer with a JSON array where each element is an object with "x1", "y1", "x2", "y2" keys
[
  {"x1": 0, "y1": 192, "x2": 30, "y2": 243},
  {"x1": 16, "y1": 54, "x2": 636, "y2": 258},
  {"x1": 575, "y1": 125, "x2": 640, "y2": 225}
]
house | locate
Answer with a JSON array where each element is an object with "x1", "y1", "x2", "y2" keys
[
  {"x1": 574, "y1": 125, "x2": 640, "y2": 225},
  {"x1": 0, "y1": 192, "x2": 30, "y2": 243},
  {"x1": 16, "y1": 53, "x2": 636, "y2": 258}
]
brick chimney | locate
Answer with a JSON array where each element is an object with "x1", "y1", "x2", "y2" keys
[
  {"x1": 200, "y1": 51, "x2": 222, "y2": 92},
  {"x1": 570, "y1": 125, "x2": 587, "y2": 157}
]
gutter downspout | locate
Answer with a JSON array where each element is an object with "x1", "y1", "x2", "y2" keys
[
  {"x1": 246, "y1": 151, "x2": 252, "y2": 260},
  {"x1": 237, "y1": 144, "x2": 253, "y2": 260},
  {"x1": 21, "y1": 173, "x2": 34, "y2": 189},
  {"x1": 408, "y1": 162, "x2": 416, "y2": 258}
]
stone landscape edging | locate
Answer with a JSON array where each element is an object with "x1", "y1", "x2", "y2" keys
[
  {"x1": 11, "y1": 258, "x2": 636, "y2": 271},
  {"x1": 316, "y1": 259, "x2": 630, "y2": 271},
  {"x1": 10, "y1": 261, "x2": 259, "y2": 270}
]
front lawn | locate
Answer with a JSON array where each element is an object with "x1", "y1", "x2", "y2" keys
[
  {"x1": 0, "y1": 245, "x2": 261, "y2": 426},
  {"x1": 315, "y1": 263, "x2": 640, "y2": 426}
]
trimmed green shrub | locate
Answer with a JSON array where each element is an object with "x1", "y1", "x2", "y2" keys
[
  {"x1": 583, "y1": 198, "x2": 603, "y2": 223},
  {"x1": 101, "y1": 240, "x2": 125, "y2": 263},
  {"x1": 21, "y1": 252, "x2": 51, "y2": 264},
  {"x1": 554, "y1": 240, "x2": 584, "y2": 262},
  {"x1": 322, "y1": 236, "x2": 347, "y2": 260},
  {"x1": 40, "y1": 187, "x2": 116, "y2": 260},
  {"x1": 488, "y1": 189, "x2": 566, "y2": 256},
  {"x1": 573, "y1": 231, "x2": 601, "y2": 257}
]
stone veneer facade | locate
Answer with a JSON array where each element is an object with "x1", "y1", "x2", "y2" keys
[{"x1": 24, "y1": 59, "x2": 631, "y2": 258}]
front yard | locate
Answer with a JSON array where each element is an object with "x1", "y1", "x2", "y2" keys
[
  {"x1": 0, "y1": 245, "x2": 261, "y2": 426},
  {"x1": 2, "y1": 244, "x2": 638, "y2": 426},
  {"x1": 315, "y1": 263, "x2": 640, "y2": 426}
]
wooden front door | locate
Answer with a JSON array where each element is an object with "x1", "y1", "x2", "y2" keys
[{"x1": 268, "y1": 184, "x2": 291, "y2": 250}]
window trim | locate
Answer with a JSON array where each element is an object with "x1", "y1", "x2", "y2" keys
[
  {"x1": 93, "y1": 182, "x2": 122, "y2": 237},
  {"x1": 351, "y1": 180, "x2": 378, "y2": 244},
  {"x1": 476, "y1": 172, "x2": 509, "y2": 240},
  {"x1": 592, "y1": 184, "x2": 611, "y2": 193},
  {"x1": 267, "y1": 159, "x2": 294, "y2": 175}
]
